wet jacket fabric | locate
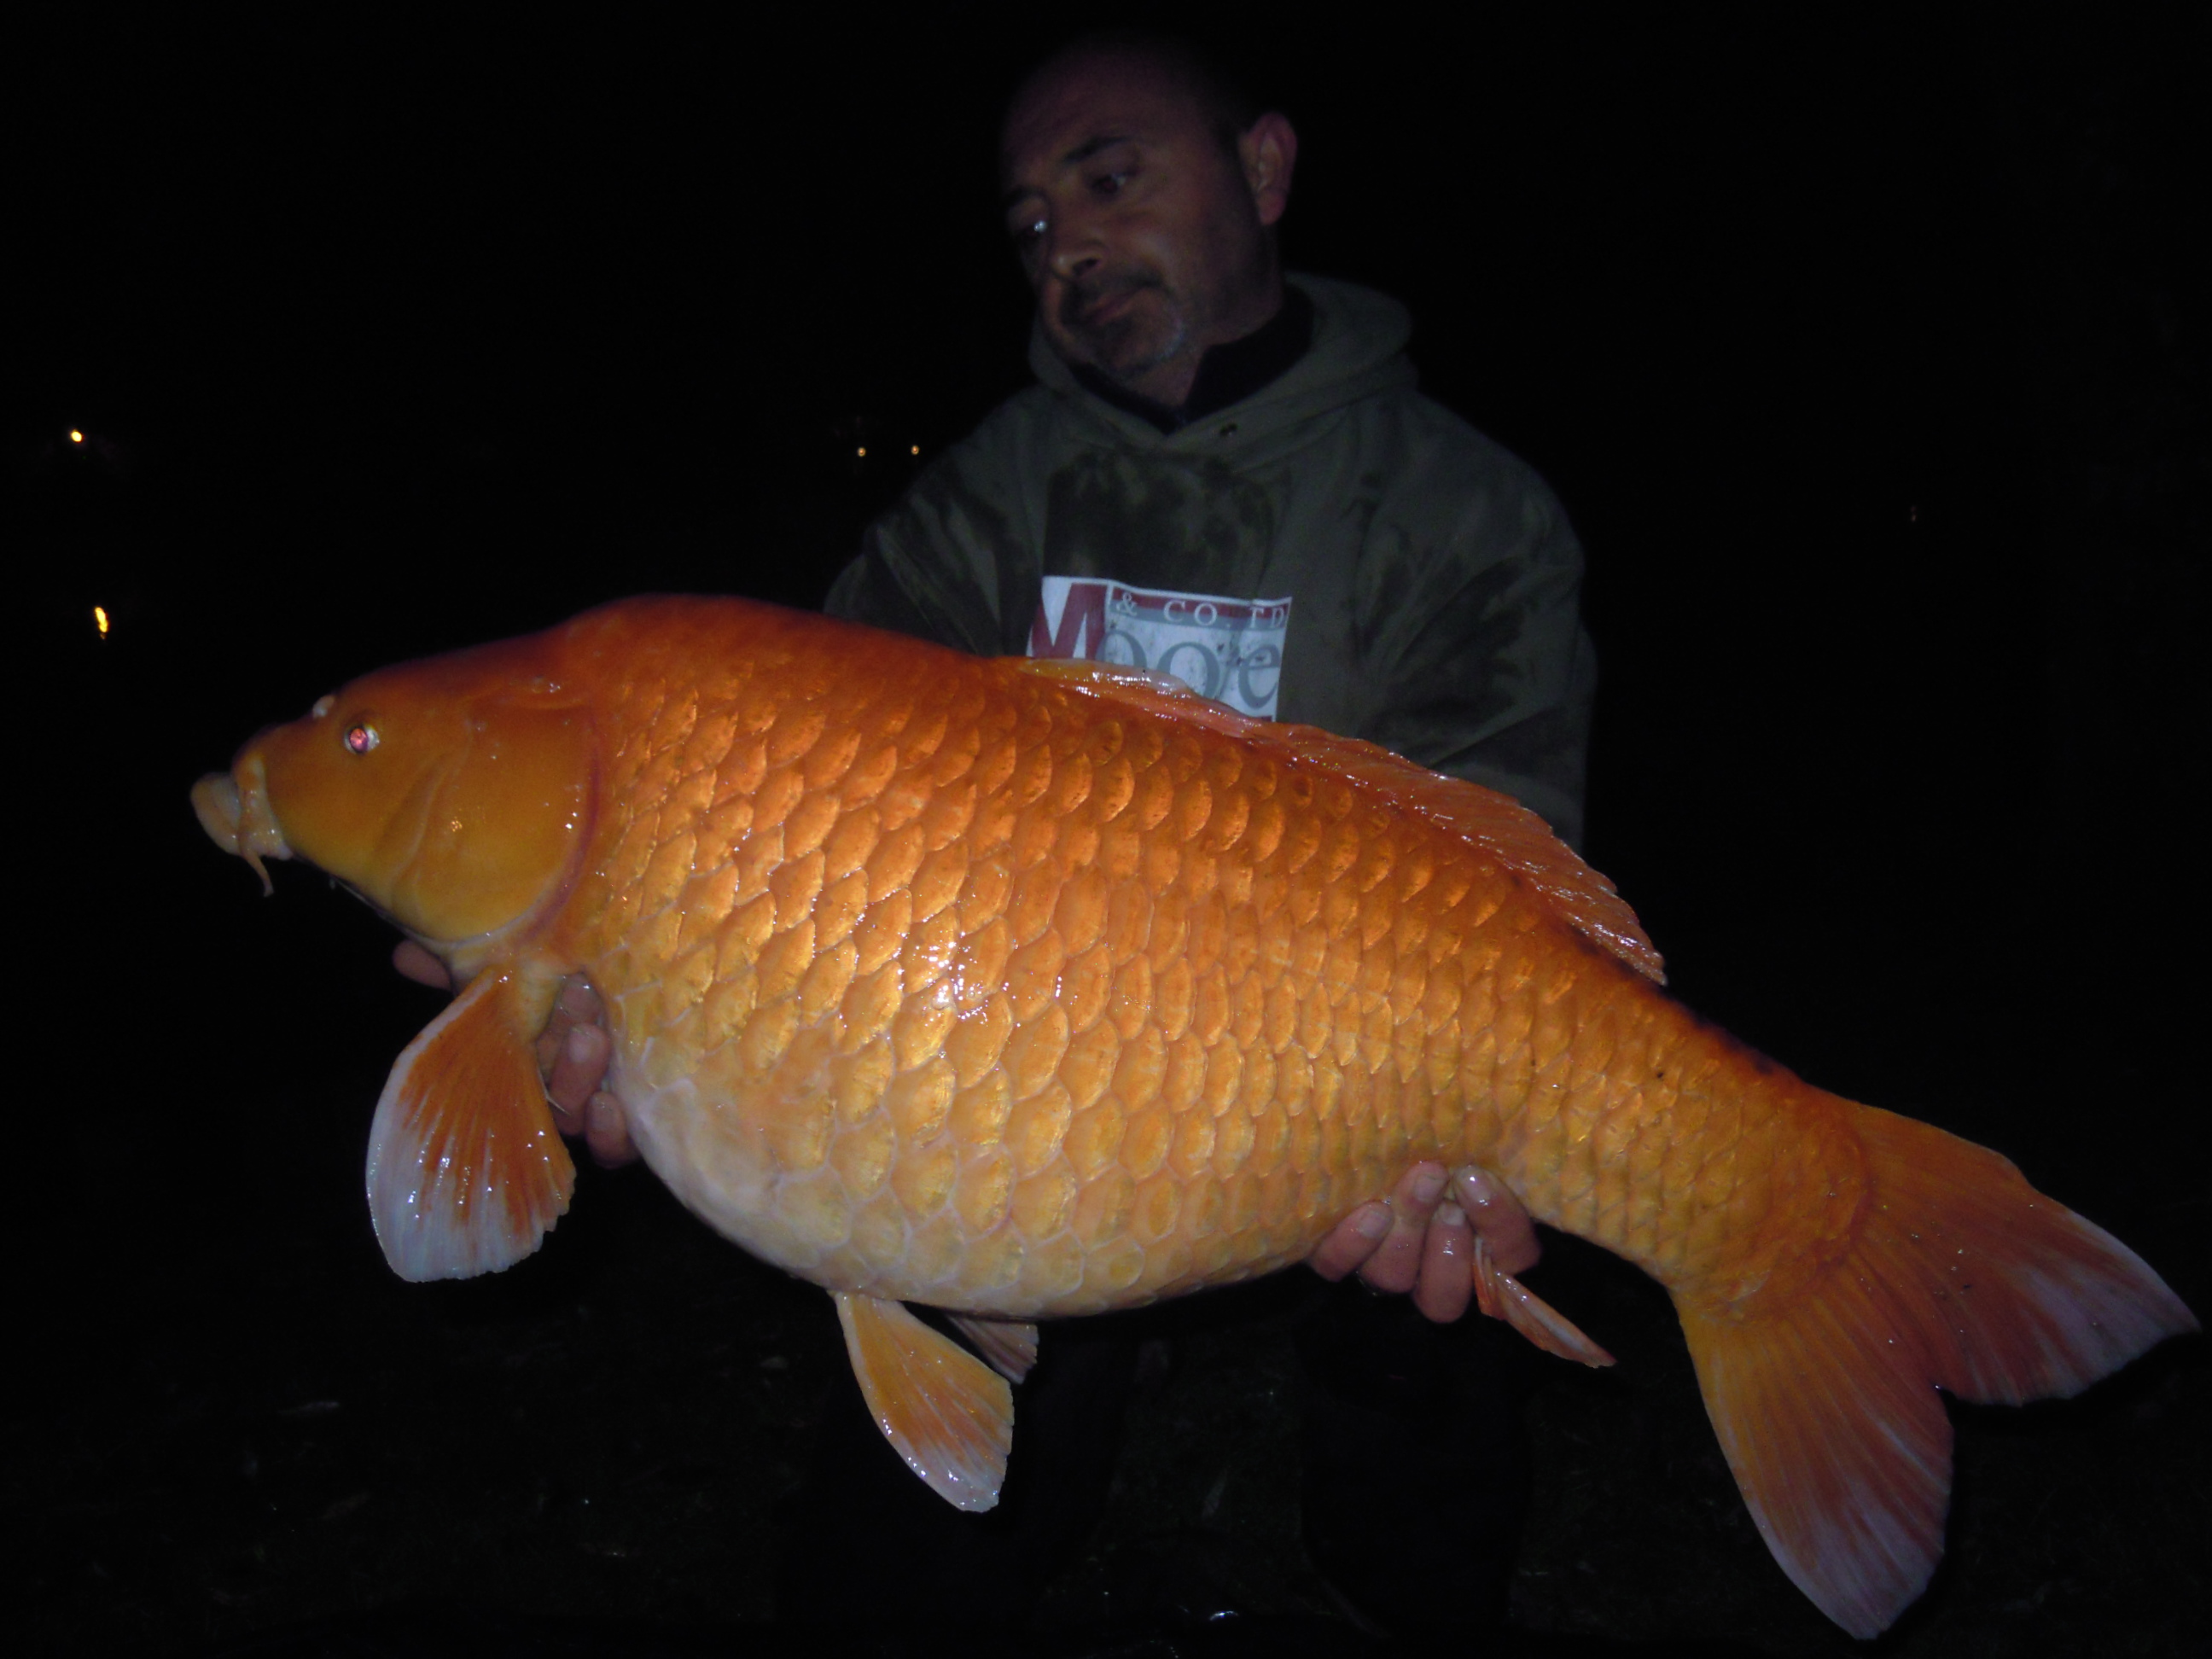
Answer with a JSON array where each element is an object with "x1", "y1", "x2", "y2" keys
[{"x1": 824, "y1": 273, "x2": 1596, "y2": 847}]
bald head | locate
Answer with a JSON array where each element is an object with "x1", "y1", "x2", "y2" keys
[
  {"x1": 1009, "y1": 33, "x2": 1260, "y2": 161},
  {"x1": 998, "y1": 36, "x2": 1297, "y2": 408}
]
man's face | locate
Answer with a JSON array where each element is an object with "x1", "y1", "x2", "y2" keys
[{"x1": 1000, "y1": 51, "x2": 1290, "y2": 405}]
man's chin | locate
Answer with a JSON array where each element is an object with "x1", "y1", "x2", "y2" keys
[{"x1": 1064, "y1": 321, "x2": 1190, "y2": 396}]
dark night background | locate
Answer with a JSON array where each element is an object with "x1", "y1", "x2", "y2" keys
[{"x1": 8, "y1": 5, "x2": 2205, "y2": 1654}]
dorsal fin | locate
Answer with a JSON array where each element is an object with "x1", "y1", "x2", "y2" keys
[{"x1": 1014, "y1": 657, "x2": 1664, "y2": 983}]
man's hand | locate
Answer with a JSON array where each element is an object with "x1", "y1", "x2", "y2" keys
[
  {"x1": 393, "y1": 940, "x2": 637, "y2": 1167},
  {"x1": 1309, "y1": 1162, "x2": 1540, "y2": 1323},
  {"x1": 533, "y1": 976, "x2": 637, "y2": 1168}
]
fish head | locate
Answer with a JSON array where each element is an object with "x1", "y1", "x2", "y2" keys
[{"x1": 194, "y1": 637, "x2": 595, "y2": 955}]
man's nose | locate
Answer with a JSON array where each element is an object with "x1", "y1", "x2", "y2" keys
[{"x1": 1045, "y1": 218, "x2": 1103, "y2": 283}]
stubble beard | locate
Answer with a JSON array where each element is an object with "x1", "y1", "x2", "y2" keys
[{"x1": 1060, "y1": 276, "x2": 1192, "y2": 391}]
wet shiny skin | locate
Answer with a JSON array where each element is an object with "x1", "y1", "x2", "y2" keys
[{"x1": 220, "y1": 596, "x2": 1794, "y2": 1318}]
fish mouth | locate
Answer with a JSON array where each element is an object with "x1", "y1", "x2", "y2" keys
[{"x1": 193, "y1": 750, "x2": 292, "y2": 894}]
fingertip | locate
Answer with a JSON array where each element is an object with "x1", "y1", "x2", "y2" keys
[
  {"x1": 1351, "y1": 1202, "x2": 1392, "y2": 1242},
  {"x1": 585, "y1": 1092, "x2": 638, "y2": 1167},
  {"x1": 392, "y1": 939, "x2": 451, "y2": 990},
  {"x1": 1415, "y1": 1222, "x2": 1474, "y2": 1324},
  {"x1": 1453, "y1": 1167, "x2": 1499, "y2": 1209}
]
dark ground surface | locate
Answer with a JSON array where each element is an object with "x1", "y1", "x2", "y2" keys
[{"x1": 9, "y1": 5, "x2": 2207, "y2": 1654}]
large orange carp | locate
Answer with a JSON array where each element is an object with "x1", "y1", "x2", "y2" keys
[{"x1": 195, "y1": 596, "x2": 2191, "y2": 1637}]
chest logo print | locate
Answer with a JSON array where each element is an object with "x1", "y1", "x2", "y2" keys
[{"x1": 1029, "y1": 577, "x2": 1293, "y2": 718}]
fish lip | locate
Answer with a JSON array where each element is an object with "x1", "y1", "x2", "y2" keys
[{"x1": 194, "y1": 751, "x2": 292, "y2": 894}]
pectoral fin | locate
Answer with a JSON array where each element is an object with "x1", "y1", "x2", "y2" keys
[
  {"x1": 950, "y1": 1314, "x2": 1040, "y2": 1382},
  {"x1": 365, "y1": 969, "x2": 575, "y2": 1282},
  {"x1": 835, "y1": 1293, "x2": 1014, "y2": 1511},
  {"x1": 1472, "y1": 1237, "x2": 1615, "y2": 1367}
]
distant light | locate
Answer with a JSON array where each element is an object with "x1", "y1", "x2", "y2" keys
[
  {"x1": 93, "y1": 605, "x2": 109, "y2": 637},
  {"x1": 911, "y1": 445, "x2": 920, "y2": 456},
  {"x1": 857, "y1": 446, "x2": 867, "y2": 458},
  {"x1": 69, "y1": 429, "x2": 84, "y2": 444}
]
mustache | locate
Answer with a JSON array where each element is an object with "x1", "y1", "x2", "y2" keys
[{"x1": 1060, "y1": 273, "x2": 1160, "y2": 330}]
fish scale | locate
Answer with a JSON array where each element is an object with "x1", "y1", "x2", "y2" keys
[
  {"x1": 195, "y1": 594, "x2": 2192, "y2": 1636},
  {"x1": 555, "y1": 605, "x2": 1703, "y2": 1318}
]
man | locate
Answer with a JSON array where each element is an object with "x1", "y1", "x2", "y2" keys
[
  {"x1": 417, "y1": 27, "x2": 1581, "y2": 1639},
  {"x1": 827, "y1": 33, "x2": 1594, "y2": 845}
]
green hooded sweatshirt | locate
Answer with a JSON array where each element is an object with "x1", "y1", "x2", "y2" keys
[{"x1": 825, "y1": 273, "x2": 1595, "y2": 847}]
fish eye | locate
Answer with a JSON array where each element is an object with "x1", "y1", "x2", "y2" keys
[{"x1": 344, "y1": 723, "x2": 379, "y2": 755}]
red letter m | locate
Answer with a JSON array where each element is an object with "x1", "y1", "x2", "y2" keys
[{"x1": 1029, "y1": 579, "x2": 1108, "y2": 658}]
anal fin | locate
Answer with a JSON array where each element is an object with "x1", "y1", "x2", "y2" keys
[
  {"x1": 366, "y1": 969, "x2": 575, "y2": 1281},
  {"x1": 950, "y1": 1314, "x2": 1039, "y2": 1382},
  {"x1": 836, "y1": 1293, "x2": 1014, "y2": 1511},
  {"x1": 1473, "y1": 1237, "x2": 1615, "y2": 1367}
]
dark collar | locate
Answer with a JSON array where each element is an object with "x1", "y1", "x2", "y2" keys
[{"x1": 1072, "y1": 285, "x2": 1315, "y2": 434}]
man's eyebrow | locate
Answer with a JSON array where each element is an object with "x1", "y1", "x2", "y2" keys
[
  {"x1": 1001, "y1": 133, "x2": 1138, "y2": 212},
  {"x1": 1062, "y1": 132, "x2": 1133, "y2": 166}
]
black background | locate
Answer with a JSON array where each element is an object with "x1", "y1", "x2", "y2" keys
[{"x1": 9, "y1": 5, "x2": 2205, "y2": 1652}]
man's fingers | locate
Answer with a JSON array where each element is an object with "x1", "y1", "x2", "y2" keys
[
  {"x1": 1308, "y1": 1202, "x2": 1392, "y2": 1281},
  {"x1": 1454, "y1": 1166, "x2": 1540, "y2": 1277},
  {"x1": 392, "y1": 940, "x2": 451, "y2": 990},
  {"x1": 583, "y1": 1091, "x2": 638, "y2": 1167},
  {"x1": 546, "y1": 1022, "x2": 612, "y2": 1118},
  {"x1": 1412, "y1": 1202, "x2": 1475, "y2": 1324},
  {"x1": 554, "y1": 976, "x2": 606, "y2": 1028},
  {"x1": 1354, "y1": 1162, "x2": 1446, "y2": 1294},
  {"x1": 1312, "y1": 1163, "x2": 1534, "y2": 1320}
]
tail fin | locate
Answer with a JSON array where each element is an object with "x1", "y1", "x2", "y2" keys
[{"x1": 1676, "y1": 1100, "x2": 2196, "y2": 1638}]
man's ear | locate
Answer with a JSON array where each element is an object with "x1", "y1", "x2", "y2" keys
[{"x1": 1240, "y1": 112, "x2": 1297, "y2": 227}]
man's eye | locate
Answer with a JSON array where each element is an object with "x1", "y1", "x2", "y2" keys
[
  {"x1": 1091, "y1": 170, "x2": 1131, "y2": 196},
  {"x1": 1015, "y1": 215, "x2": 1046, "y2": 246}
]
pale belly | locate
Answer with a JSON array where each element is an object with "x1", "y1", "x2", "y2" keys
[{"x1": 612, "y1": 1057, "x2": 1336, "y2": 1318}]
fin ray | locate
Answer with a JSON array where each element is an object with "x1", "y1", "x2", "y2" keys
[
  {"x1": 950, "y1": 1314, "x2": 1040, "y2": 1382},
  {"x1": 836, "y1": 1293, "x2": 1014, "y2": 1511},
  {"x1": 1471, "y1": 1237, "x2": 1615, "y2": 1366},
  {"x1": 1678, "y1": 1097, "x2": 2197, "y2": 1637},
  {"x1": 365, "y1": 969, "x2": 575, "y2": 1281}
]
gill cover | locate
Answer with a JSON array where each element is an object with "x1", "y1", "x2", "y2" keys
[{"x1": 245, "y1": 641, "x2": 595, "y2": 947}]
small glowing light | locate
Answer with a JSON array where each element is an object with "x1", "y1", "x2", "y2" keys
[
  {"x1": 92, "y1": 605, "x2": 109, "y2": 637},
  {"x1": 857, "y1": 446, "x2": 867, "y2": 457},
  {"x1": 911, "y1": 445, "x2": 920, "y2": 456},
  {"x1": 69, "y1": 429, "x2": 84, "y2": 445}
]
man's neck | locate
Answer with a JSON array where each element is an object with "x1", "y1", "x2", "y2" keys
[{"x1": 1074, "y1": 285, "x2": 1314, "y2": 434}]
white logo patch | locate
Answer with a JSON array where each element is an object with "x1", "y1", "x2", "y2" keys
[{"x1": 1028, "y1": 577, "x2": 1293, "y2": 719}]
